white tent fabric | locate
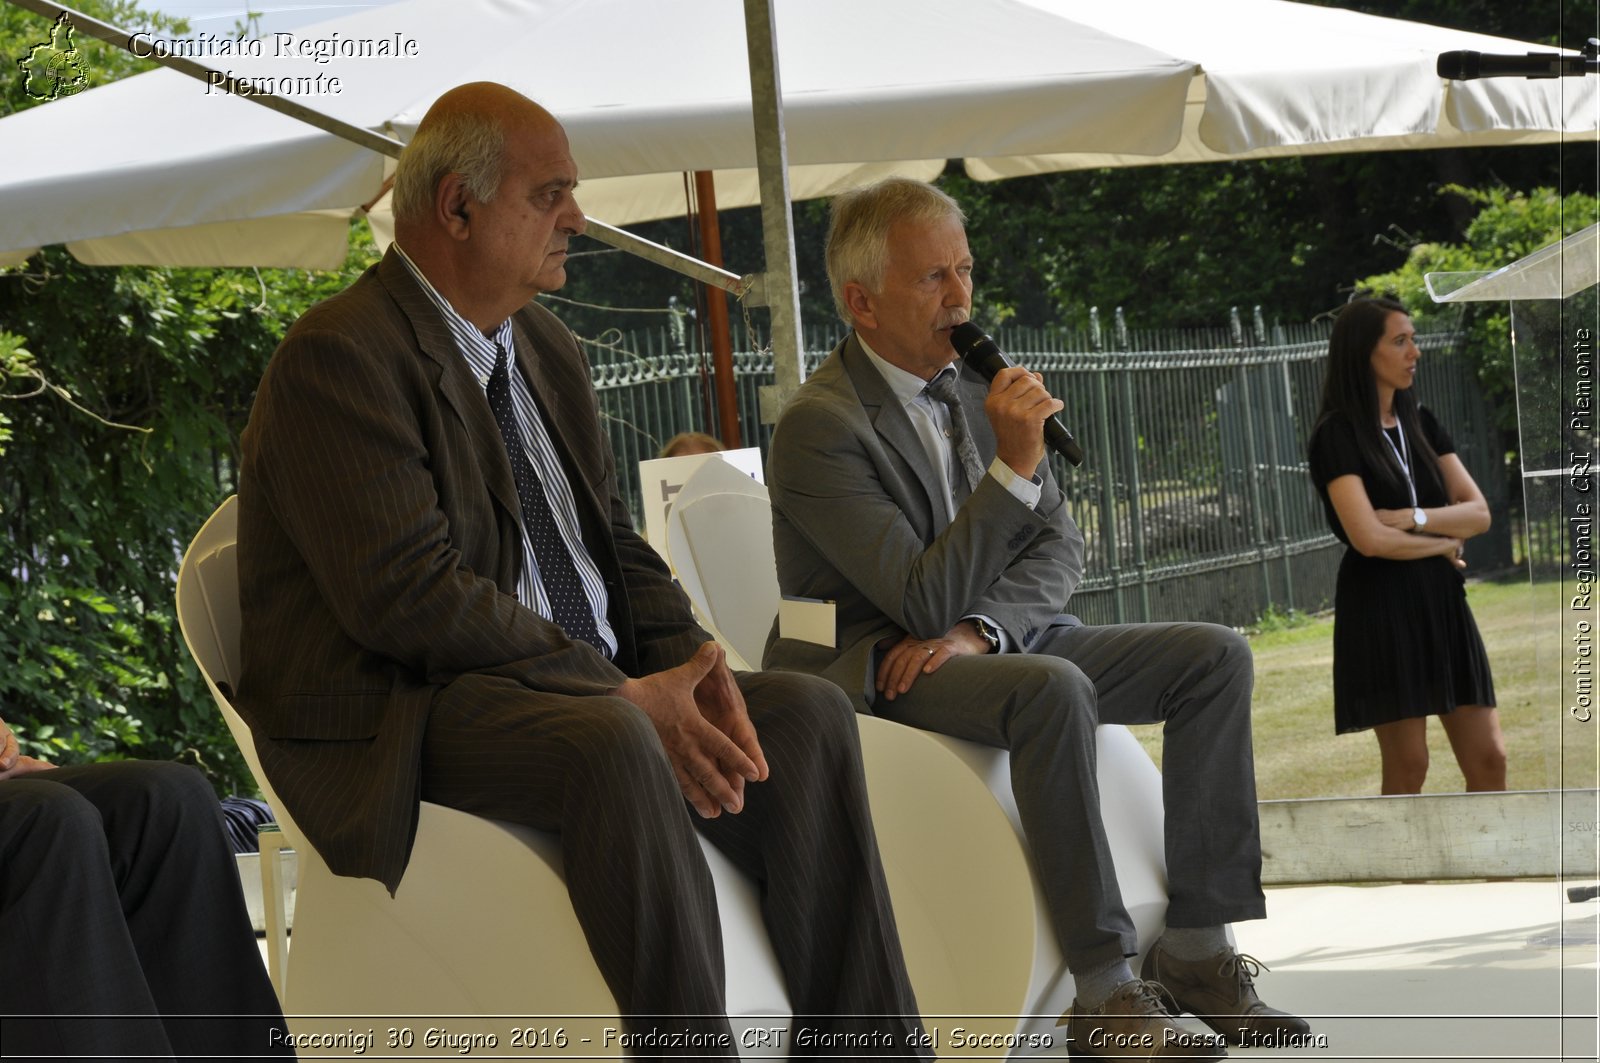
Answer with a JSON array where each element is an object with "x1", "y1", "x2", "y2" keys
[
  {"x1": 1, "y1": 0, "x2": 1592, "y2": 269},
  {"x1": 362, "y1": 161, "x2": 948, "y2": 265},
  {"x1": 0, "y1": 0, "x2": 1193, "y2": 267},
  {"x1": 976, "y1": 0, "x2": 1597, "y2": 177}
]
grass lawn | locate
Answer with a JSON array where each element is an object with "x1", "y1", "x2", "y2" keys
[{"x1": 1129, "y1": 576, "x2": 1600, "y2": 799}]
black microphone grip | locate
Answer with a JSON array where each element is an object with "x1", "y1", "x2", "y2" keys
[
  {"x1": 949, "y1": 321, "x2": 1085, "y2": 467},
  {"x1": 1436, "y1": 50, "x2": 1587, "y2": 79}
]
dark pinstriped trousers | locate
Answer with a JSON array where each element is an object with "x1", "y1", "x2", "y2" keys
[
  {"x1": 421, "y1": 669, "x2": 929, "y2": 1059},
  {"x1": 0, "y1": 761, "x2": 291, "y2": 1058}
]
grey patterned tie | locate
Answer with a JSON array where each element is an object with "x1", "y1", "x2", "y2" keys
[
  {"x1": 485, "y1": 344, "x2": 603, "y2": 649},
  {"x1": 925, "y1": 368, "x2": 985, "y2": 503}
]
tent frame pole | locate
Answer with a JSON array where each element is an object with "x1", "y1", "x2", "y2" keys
[{"x1": 741, "y1": 0, "x2": 807, "y2": 420}]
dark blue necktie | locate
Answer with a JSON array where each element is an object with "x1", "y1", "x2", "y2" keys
[{"x1": 485, "y1": 344, "x2": 602, "y2": 649}]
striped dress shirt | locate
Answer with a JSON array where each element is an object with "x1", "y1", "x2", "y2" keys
[{"x1": 394, "y1": 243, "x2": 619, "y2": 657}]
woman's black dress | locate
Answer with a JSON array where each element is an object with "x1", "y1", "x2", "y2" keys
[{"x1": 1307, "y1": 407, "x2": 1496, "y2": 734}]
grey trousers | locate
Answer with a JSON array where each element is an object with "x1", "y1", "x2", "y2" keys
[
  {"x1": 421, "y1": 668, "x2": 929, "y2": 1060},
  {"x1": 871, "y1": 621, "x2": 1266, "y2": 972},
  {"x1": 0, "y1": 761, "x2": 291, "y2": 1058}
]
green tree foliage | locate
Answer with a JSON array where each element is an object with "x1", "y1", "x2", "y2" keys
[
  {"x1": 1306, "y1": 0, "x2": 1589, "y2": 50},
  {"x1": 4, "y1": 0, "x2": 183, "y2": 108},
  {"x1": 564, "y1": 144, "x2": 1591, "y2": 343},
  {"x1": 1356, "y1": 185, "x2": 1600, "y2": 413},
  {"x1": 1350, "y1": 185, "x2": 1597, "y2": 530},
  {"x1": 940, "y1": 161, "x2": 1334, "y2": 330},
  {"x1": 0, "y1": 237, "x2": 378, "y2": 791},
  {"x1": 0, "y1": 330, "x2": 31, "y2": 454},
  {"x1": 1, "y1": 1, "x2": 379, "y2": 791},
  {"x1": 935, "y1": 130, "x2": 1592, "y2": 332}
]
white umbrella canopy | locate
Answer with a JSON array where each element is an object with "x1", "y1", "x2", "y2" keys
[
  {"x1": 0, "y1": 0, "x2": 1194, "y2": 267},
  {"x1": 3, "y1": 0, "x2": 1591, "y2": 270},
  {"x1": 976, "y1": 0, "x2": 1597, "y2": 178}
]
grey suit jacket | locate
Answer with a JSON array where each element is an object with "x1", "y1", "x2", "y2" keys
[
  {"x1": 237, "y1": 249, "x2": 709, "y2": 892},
  {"x1": 764, "y1": 333, "x2": 1085, "y2": 711}
]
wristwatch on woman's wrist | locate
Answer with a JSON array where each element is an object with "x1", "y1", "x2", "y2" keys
[{"x1": 1412, "y1": 507, "x2": 1428, "y2": 531}]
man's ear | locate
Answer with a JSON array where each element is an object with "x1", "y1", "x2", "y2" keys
[
  {"x1": 843, "y1": 281, "x2": 877, "y2": 331},
  {"x1": 437, "y1": 174, "x2": 472, "y2": 239}
]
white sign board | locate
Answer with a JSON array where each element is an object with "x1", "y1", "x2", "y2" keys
[{"x1": 638, "y1": 448, "x2": 764, "y2": 557}]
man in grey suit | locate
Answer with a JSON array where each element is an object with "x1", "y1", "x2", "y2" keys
[
  {"x1": 766, "y1": 178, "x2": 1309, "y2": 1061},
  {"x1": 237, "y1": 83, "x2": 925, "y2": 1056}
]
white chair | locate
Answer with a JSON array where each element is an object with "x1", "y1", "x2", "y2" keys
[
  {"x1": 176, "y1": 496, "x2": 792, "y2": 1055},
  {"x1": 665, "y1": 466, "x2": 1171, "y2": 1054},
  {"x1": 663, "y1": 457, "x2": 781, "y2": 670}
]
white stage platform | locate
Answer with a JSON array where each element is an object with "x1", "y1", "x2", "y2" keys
[
  {"x1": 1213, "y1": 879, "x2": 1596, "y2": 1063},
  {"x1": 254, "y1": 878, "x2": 1598, "y2": 1061}
]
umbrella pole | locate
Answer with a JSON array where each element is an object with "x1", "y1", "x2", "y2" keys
[{"x1": 693, "y1": 172, "x2": 743, "y2": 449}]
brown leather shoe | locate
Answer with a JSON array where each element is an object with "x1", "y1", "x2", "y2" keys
[
  {"x1": 1141, "y1": 943, "x2": 1312, "y2": 1047},
  {"x1": 1059, "y1": 979, "x2": 1228, "y2": 1060}
]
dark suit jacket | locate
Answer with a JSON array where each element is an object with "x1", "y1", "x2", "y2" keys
[
  {"x1": 237, "y1": 249, "x2": 709, "y2": 892},
  {"x1": 763, "y1": 333, "x2": 1084, "y2": 711}
]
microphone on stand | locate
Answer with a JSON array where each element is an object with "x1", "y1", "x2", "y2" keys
[
  {"x1": 949, "y1": 321, "x2": 1085, "y2": 467},
  {"x1": 1437, "y1": 48, "x2": 1595, "y2": 80}
]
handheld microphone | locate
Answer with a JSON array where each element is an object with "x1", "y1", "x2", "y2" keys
[
  {"x1": 1437, "y1": 50, "x2": 1590, "y2": 79},
  {"x1": 949, "y1": 321, "x2": 1085, "y2": 467}
]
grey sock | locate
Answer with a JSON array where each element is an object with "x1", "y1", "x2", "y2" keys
[
  {"x1": 1071, "y1": 957, "x2": 1136, "y2": 1009},
  {"x1": 1157, "y1": 925, "x2": 1230, "y2": 961}
]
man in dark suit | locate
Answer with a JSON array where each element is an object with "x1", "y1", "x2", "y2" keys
[
  {"x1": 0, "y1": 716, "x2": 291, "y2": 1057},
  {"x1": 236, "y1": 82, "x2": 924, "y2": 1054},
  {"x1": 765, "y1": 178, "x2": 1309, "y2": 1061}
]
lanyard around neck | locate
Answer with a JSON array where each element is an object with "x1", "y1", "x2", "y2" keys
[{"x1": 1381, "y1": 422, "x2": 1417, "y2": 508}]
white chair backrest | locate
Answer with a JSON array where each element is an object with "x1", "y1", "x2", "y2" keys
[
  {"x1": 176, "y1": 496, "x2": 241, "y2": 686},
  {"x1": 669, "y1": 490, "x2": 781, "y2": 671},
  {"x1": 663, "y1": 459, "x2": 775, "y2": 669},
  {"x1": 193, "y1": 543, "x2": 241, "y2": 685},
  {"x1": 637, "y1": 447, "x2": 765, "y2": 559},
  {"x1": 176, "y1": 496, "x2": 285, "y2": 813}
]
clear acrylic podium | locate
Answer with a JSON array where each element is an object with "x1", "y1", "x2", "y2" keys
[
  {"x1": 1428, "y1": 223, "x2": 1598, "y2": 782},
  {"x1": 1429, "y1": 225, "x2": 1599, "y2": 1047}
]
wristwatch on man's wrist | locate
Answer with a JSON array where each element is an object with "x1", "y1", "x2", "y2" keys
[
  {"x1": 972, "y1": 618, "x2": 1001, "y2": 654},
  {"x1": 1412, "y1": 507, "x2": 1428, "y2": 530}
]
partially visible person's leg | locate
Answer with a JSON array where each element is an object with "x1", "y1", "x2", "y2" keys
[
  {"x1": 1373, "y1": 718, "x2": 1431, "y2": 794},
  {"x1": 852, "y1": 651, "x2": 1223, "y2": 1060},
  {"x1": 1, "y1": 773, "x2": 170, "y2": 1057},
  {"x1": 1, "y1": 763, "x2": 270, "y2": 1058},
  {"x1": 44, "y1": 760, "x2": 292, "y2": 1057},
  {"x1": 1044, "y1": 622, "x2": 1308, "y2": 1049},
  {"x1": 695, "y1": 670, "x2": 928, "y2": 1057},
  {"x1": 1439, "y1": 705, "x2": 1507, "y2": 792},
  {"x1": 1043, "y1": 622, "x2": 1264, "y2": 929},
  {"x1": 422, "y1": 674, "x2": 736, "y2": 1054},
  {"x1": 868, "y1": 648, "x2": 1135, "y2": 972}
]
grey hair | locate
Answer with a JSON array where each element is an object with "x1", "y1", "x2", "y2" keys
[
  {"x1": 824, "y1": 177, "x2": 966, "y2": 326},
  {"x1": 391, "y1": 110, "x2": 506, "y2": 226}
]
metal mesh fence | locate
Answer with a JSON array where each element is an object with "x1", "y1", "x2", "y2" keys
[{"x1": 584, "y1": 313, "x2": 1504, "y2": 629}]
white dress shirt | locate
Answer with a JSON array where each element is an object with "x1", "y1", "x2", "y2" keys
[
  {"x1": 859, "y1": 337, "x2": 1039, "y2": 651},
  {"x1": 393, "y1": 242, "x2": 619, "y2": 658}
]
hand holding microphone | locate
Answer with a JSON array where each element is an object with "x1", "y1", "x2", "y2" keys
[{"x1": 949, "y1": 322, "x2": 1086, "y2": 467}]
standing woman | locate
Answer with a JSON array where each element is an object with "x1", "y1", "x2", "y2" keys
[{"x1": 1308, "y1": 297, "x2": 1506, "y2": 794}]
